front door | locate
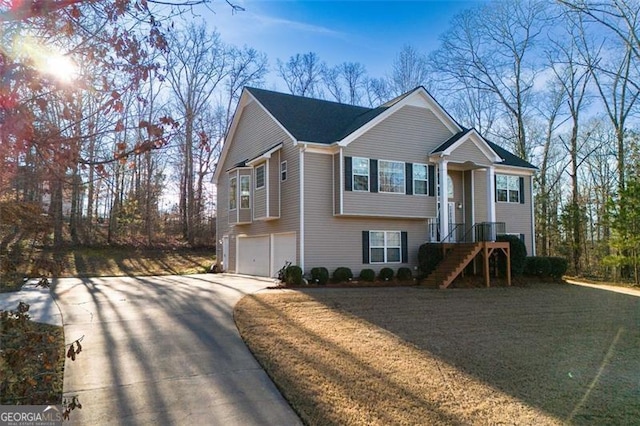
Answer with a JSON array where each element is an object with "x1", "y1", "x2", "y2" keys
[{"x1": 448, "y1": 202, "x2": 457, "y2": 242}]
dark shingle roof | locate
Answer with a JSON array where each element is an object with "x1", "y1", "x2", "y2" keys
[
  {"x1": 246, "y1": 87, "x2": 388, "y2": 143},
  {"x1": 432, "y1": 129, "x2": 473, "y2": 153},
  {"x1": 246, "y1": 87, "x2": 536, "y2": 169},
  {"x1": 486, "y1": 141, "x2": 537, "y2": 169}
]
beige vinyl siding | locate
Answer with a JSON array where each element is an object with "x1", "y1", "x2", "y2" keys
[
  {"x1": 449, "y1": 139, "x2": 493, "y2": 165},
  {"x1": 341, "y1": 105, "x2": 448, "y2": 218},
  {"x1": 346, "y1": 105, "x2": 454, "y2": 159},
  {"x1": 305, "y1": 152, "x2": 428, "y2": 275},
  {"x1": 253, "y1": 162, "x2": 267, "y2": 219},
  {"x1": 495, "y1": 173, "x2": 534, "y2": 254},
  {"x1": 216, "y1": 99, "x2": 299, "y2": 272},
  {"x1": 269, "y1": 152, "x2": 280, "y2": 218},
  {"x1": 473, "y1": 170, "x2": 488, "y2": 223}
]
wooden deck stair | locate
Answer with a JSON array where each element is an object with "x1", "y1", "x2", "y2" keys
[{"x1": 424, "y1": 243, "x2": 483, "y2": 289}]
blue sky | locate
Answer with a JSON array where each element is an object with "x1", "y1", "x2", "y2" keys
[{"x1": 204, "y1": 1, "x2": 480, "y2": 89}]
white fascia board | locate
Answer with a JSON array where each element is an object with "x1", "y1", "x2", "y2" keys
[
  {"x1": 338, "y1": 87, "x2": 462, "y2": 147},
  {"x1": 442, "y1": 130, "x2": 503, "y2": 164},
  {"x1": 246, "y1": 142, "x2": 284, "y2": 166},
  {"x1": 299, "y1": 141, "x2": 339, "y2": 154},
  {"x1": 494, "y1": 165, "x2": 537, "y2": 175}
]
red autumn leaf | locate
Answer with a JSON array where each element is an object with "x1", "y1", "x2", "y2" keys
[{"x1": 70, "y1": 5, "x2": 81, "y2": 19}]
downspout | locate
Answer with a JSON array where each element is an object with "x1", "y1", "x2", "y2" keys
[
  {"x1": 530, "y1": 175, "x2": 536, "y2": 256},
  {"x1": 299, "y1": 145, "x2": 306, "y2": 272},
  {"x1": 339, "y1": 147, "x2": 344, "y2": 215}
]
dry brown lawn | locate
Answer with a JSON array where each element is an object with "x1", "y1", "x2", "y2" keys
[{"x1": 235, "y1": 283, "x2": 640, "y2": 425}]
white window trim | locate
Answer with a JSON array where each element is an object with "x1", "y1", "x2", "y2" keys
[
  {"x1": 352, "y1": 157, "x2": 370, "y2": 192},
  {"x1": 280, "y1": 160, "x2": 287, "y2": 182},
  {"x1": 369, "y1": 230, "x2": 402, "y2": 264},
  {"x1": 255, "y1": 164, "x2": 265, "y2": 189},
  {"x1": 229, "y1": 176, "x2": 237, "y2": 211},
  {"x1": 413, "y1": 163, "x2": 429, "y2": 196},
  {"x1": 496, "y1": 174, "x2": 520, "y2": 204},
  {"x1": 240, "y1": 175, "x2": 251, "y2": 209},
  {"x1": 378, "y1": 160, "x2": 405, "y2": 194}
]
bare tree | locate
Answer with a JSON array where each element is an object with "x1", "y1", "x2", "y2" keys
[
  {"x1": 364, "y1": 77, "x2": 391, "y2": 107},
  {"x1": 390, "y1": 44, "x2": 430, "y2": 95},
  {"x1": 323, "y1": 62, "x2": 367, "y2": 105},
  {"x1": 163, "y1": 23, "x2": 228, "y2": 244},
  {"x1": 548, "y1": 17, "x2": 592, "y2": 273},
  {"x1": 430, "y1": 0, "x2": 549, "y2": 160},
  {"x1": 277, "y1": 52, "x2": 325, "y2": 97}
]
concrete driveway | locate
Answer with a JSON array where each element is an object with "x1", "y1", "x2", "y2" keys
[{"x1": 53, "y1": 273, "x2": 301, "y2": 425}]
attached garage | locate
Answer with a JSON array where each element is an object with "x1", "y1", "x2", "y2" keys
[
  {"x1": 270, "y1": 232, "x2": 297, "y2": 277},
  {"x1": 236, "y1": 232, "x2": 297, "y2": 277},
  {"x1": 236, "y1": 235, "x2": 270, "y2": 276}
]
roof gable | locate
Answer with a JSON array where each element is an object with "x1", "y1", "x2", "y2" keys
[{"x1": 246, "y1": 87, "x2": 380, "y2": 144}]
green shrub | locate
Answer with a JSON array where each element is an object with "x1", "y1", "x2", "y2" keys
[
  {"x1": 379, "y1": 267, "x2": 394, "y2": 281},
  {"x1": 332, "y1": 267, "x2": 353, "y2": 283},
  {"x1": 359, "y1": 268, "x2": 375, "y2": 282},
  {"x1": 310, "y1": 267, "x2": 329, "y2": 285},
  {"x1": 496, "y1": 235, "x2": 527, "y2": 276},
  {"x1": 285, "y1": 265, "x2": 304, "y2": 285},
  {"x1": 397, "y1": 267, "x2": 413, "y2": 281},
  {"x1": 548, "y1": 257, "x2": 568, "y2": 278},
  {"x1": 418, "y1": 243, "x2": 443, "y2": 276},
  {"x1": 524, "y1": 256, "x2": 551, "y2": 277}
]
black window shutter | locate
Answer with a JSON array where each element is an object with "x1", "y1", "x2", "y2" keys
[
  {"x1": 519, "y1": 177, "x2": 525, "y2": 204},
  {"x1": 344, "y1": 156, "x2": 352, "y2": 191},
  {"x1": 401, "y1": 231, "x2": 408, "y2": 263},
  {"x1": 362, "y1": 231, "x2": 370, "y2": 264},
  {"x1": 370, "y1": 159, "x2": 378, "y2": 193},
  {"x1": 428, "y1": 165, "x2": 435, "y2": 196},
  {"x1": 494, "y1": 174, "x2": 498, "y2": 202},
  {"x1": 405, "y1": 163, "x2": 413, "y2": 195},
  {"x1": 519, "y1": 233, "x2": 525, "y2": 243}
]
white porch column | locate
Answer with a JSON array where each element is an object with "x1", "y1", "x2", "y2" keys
[
  {"x1": 486, "y1": 166, "x2": 496, "y2": 241},
  {"x1": 439, "y1": 160, "x2": 449, "y2": 242}
]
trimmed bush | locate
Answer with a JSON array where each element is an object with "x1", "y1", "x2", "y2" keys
[
  {"x1": 397, "y1": 267, "x2": 413, "y2": 281},
  {"x1": 418, "y1": 243, "x2": 443, "y2": 276},
  {"x1": 285, "y1": 265, "x2": 304, "y2": 285},
  {"x1": 310, "y1": 267, "x2": 329, "y2": 285},
  {"x1": 332, "y1": 267, "x2": 353, "y2": 283},
  {"x1": 359, "y1": 268, "x2": 375, "y2": 282},
  {"x1": 548, "y1": 257, "x2": 568, "y2": 278},
  {"x1": 496, "y1": 235, "x2": 527, "y2": 276},
  {"x1": 524, "y1": 256, "x2": 551, "y2": 277},
  {"x1": 379, "y1": 267, "x2": 394, "y2": 281}
]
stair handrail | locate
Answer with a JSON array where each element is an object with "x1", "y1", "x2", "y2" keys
[
  {"x1": 460, "y1": 222, "x2": 507, "y2": 243},
  {"x1": 442, "y1": 222, "x2": 465, "y2": 243}
]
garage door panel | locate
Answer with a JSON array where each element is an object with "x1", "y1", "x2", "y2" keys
[
  {"x1": 237, "y1": 236, "x2": 269, "y2": 276},
  {"x1": 271, "y1": 233, "x2": 296, "y2": 277}
]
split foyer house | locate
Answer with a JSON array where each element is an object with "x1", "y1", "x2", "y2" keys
[{"x1": 213, "y1": 86, "x2": 536, "y2": 278}]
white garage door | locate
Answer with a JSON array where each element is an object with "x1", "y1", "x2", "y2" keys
[
  {"x1": 237, "y1": 236, "x2": 270, "y2": 276},
  {"x1": 271, "y1": 233, "x2": 297, "y2": 277}
]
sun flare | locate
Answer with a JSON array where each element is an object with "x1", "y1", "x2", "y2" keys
[
  {"x1": 43, "y1": 53, "x2": 79, "y2": 84},
  {"x1": 13, "y1": 37, "x2": 79, "y2": 84}
]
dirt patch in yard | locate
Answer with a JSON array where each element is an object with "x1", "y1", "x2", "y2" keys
[{"x1": 235, "y1": 283, "x2": 640, "y2": 425}]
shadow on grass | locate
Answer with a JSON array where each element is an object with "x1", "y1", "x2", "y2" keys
[
  {"x1": 236, "y1": 292, "x2": 467, "y2": 425},
  {"x1": 296, "y1": 284, "x2": 640, "y2": 424}
]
